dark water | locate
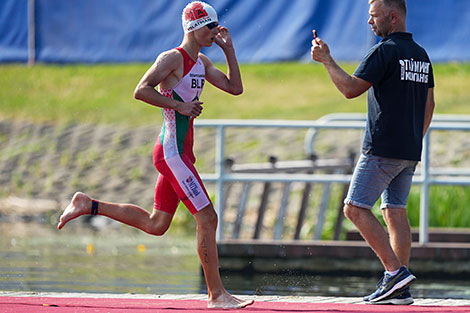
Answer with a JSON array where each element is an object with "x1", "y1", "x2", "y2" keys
[{"x1": 1, "y1": 223, "x2": 469, "y2": 299}]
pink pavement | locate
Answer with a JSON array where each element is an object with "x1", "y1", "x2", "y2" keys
[{"x1": 1, "y1": 296, "x2": 470, "y2": 313}]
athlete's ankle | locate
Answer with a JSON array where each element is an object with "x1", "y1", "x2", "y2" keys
[{"x1": 91, "y1": 199, "x2": 99, "y2": 215}]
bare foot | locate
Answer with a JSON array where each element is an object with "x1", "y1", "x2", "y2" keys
[
  {"x1": 57, "y1": 192, "x2": 92, "y2": 230},
  {"x1": 208, "y1": 292, "x2": 254, "y2": 309}
]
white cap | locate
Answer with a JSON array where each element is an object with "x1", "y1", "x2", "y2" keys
[{"x1": 182, "y1": 1, "x2": 218, "y2": 34}]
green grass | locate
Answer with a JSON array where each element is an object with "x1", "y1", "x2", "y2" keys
[
  {"x1": 1, "y1": 62, "x2": 469, "y2": 233},
  {"x1": 1, "y1": 62, "x2": 469, "y2": 124},
  {"x1": 407, "y1": 185, "x2": 470, "y2": 228}
]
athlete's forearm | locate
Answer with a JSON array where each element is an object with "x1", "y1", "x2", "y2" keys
[
  {"x1": 223, "y1": 46, "x2": 243, "y2": 95},
  {"x1": 134, "y1": 85, "x2": 202, "y2": 117},
  {"x1": 134, "y1": 85, "x2": 182, "y2": 111}
]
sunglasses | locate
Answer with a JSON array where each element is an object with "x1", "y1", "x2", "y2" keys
[{"x1": 206, "y1": 22, "x2": 218, "y2": 30}]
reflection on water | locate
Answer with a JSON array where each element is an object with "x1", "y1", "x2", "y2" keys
[
  {"x1": 1, "y1": 222, "x2": 470, "y2": 299},
  {"x1": 1, "y1": 222, "x2": 202, "y2": 295}
]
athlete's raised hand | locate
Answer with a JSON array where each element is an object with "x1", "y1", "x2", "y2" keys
[
  {"x1": 214, "y1": 26, "x2": 234, "y2": 50},
  {"x1": 176, "y1": 100, "x2": 203, "y2": 117}
]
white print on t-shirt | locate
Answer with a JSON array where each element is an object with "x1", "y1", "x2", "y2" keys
[{"x1": 399, "y1": 58, "x2": 430, "y2": 83}]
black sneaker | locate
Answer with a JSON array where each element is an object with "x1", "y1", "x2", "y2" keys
[
  {"x1": 363, "y1": 276, "x2": 384, "y2": 302},
  {"x1": 370, "y1": 287, "x2": 414, "y2": 305},
  {"x1": 365, "y1": 266, "x2": 416, "y2": 303}
]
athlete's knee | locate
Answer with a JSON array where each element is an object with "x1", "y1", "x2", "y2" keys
[
  {"x1": 195, "y1": 206, "x2": 218, "y2": 232},
  {"x1": 146, "y1": 221, "x2": 170, "y2": 236},
  {"x1": 146, "y1": 215, "x2": 172, "y2": 236}
]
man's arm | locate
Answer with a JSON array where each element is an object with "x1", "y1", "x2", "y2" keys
[
  {"x1": 423, "y1": 87, "x2": 435, "y2": 136},
  {"x1": 203, "y1": 26, "x2": 243, "y2": 95},
  {"x1": 134, "y1": 50, "x2": 203, "y2": 117},
  {"x1": 311, "y1": 31, "x2": 371, "y2": 99}
]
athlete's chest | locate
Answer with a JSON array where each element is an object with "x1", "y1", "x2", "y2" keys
[
  {"x1": 173, "y1": 58, "x2": 205, "y2": 101},
  {"x1": 178, "y1": 59, "x2": 205, "y2": 88}
]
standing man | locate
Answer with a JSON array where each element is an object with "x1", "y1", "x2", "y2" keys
[
  {"x1": 58, "y1": 1, "x2": 253, "y2": 309},
  {"x1": 311, "y1": 0, "x2": 435, "y2": 305}
]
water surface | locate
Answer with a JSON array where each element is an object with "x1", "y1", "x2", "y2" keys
[{"x1": 1, "y1": 222, "x2": 469, "y2": 299}]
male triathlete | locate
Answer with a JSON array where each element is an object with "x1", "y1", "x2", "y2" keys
[{"x1": 58, "y1": 1, "x2": 253, "y2": 309}]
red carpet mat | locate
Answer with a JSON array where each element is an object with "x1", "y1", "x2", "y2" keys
[{"x1": 1, "y1": 296, "x2": 469, "y2": 313}]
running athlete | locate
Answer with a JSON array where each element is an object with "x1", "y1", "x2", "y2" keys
[{"x1": 57, "y1": 1, "x2": 253, "y2": 309}]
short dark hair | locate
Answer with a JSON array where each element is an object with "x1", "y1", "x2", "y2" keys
[{"x1": 369, "y1": 0, "x2": 407, "y2": 15}]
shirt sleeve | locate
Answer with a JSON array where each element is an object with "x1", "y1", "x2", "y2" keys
[
  {"x1": 353, "y1": 44, "x2": 388, "y2": 85},
  {"x1": 428, "y1": 61, "x2": 435, "y2": 88}
]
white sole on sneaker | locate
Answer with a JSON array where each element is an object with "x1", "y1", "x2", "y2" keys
[
  {"x1": 370, "y1": 296, "x2": 414, "y2": 305},
  {"x1": 369, "y1": 274, "x2": 416, "y2": 303}
]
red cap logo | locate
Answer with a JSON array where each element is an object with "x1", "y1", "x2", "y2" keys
[{"x1": 184, "y1": 3, "x2": 208, "y2": 21}]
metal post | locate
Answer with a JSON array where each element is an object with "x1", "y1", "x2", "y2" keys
[
  {"x1": 419, "y1": 132, "x2": 430, "y2": 244},
  {"x1": 27, "y1": 0, "x2": 36, "y2": 66},
  {"x1": 215, "y1": 125, "x2": 225, "y2": 240},
  {"x1": 273, "y1": 182, "x2": 291, "y2": 240},
  {"x1": 314, "y1": 182, "x2": 331, "y2": 240},
  {"x1": 232, "y1": 183, "x2": 251, "y2": 239}
]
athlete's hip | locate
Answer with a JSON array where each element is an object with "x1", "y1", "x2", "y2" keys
[{"x1": 153, "y1": 138, "x2": 196, "y2": 166}]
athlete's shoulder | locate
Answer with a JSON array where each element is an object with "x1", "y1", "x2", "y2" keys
[
  {"x1": 198, "y1": 53, "x2": 212, "y2": 67},
  {"x1": 151, "y1": 49, "x2": 184, "y2": 76},
  {"x1": 157, "y1": 49, "x2": 183, "y2": 62}
]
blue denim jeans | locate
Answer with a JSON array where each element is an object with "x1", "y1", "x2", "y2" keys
[{"x1": 344, "y1": 153, "x2": 418, "y2": 210}]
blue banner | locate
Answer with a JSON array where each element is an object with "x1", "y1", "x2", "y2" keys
[
  {"x1": 0, "y1": 0, "x2": 29, "y2": 62},
  {"x1": 1, "y1": 0, "x2": 469, "y2": 63}
]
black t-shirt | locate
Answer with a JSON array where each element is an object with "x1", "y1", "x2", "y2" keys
[{"x1": 354, "y1": 32, "x2": 434, "y2": 161}]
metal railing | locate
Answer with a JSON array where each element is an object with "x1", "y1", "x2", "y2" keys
[{"x1": 194, "y1": 114, "x2": 470, "y2": 243}]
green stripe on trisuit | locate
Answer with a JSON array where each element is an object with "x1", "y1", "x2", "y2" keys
[{"x1": 160, "y1": 91, "x2": 197, "y2": 156}]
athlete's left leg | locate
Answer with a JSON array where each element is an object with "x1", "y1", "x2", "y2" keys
[
  {"x1": 57, "y1": 191, "x2": 174, "y2": 235},
  {"x1": 193, "y1": 204, "x2": 254, "y2": 309},
  {"x1": 158, "y1": 155, "x2": 252, "y2": 308}
]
